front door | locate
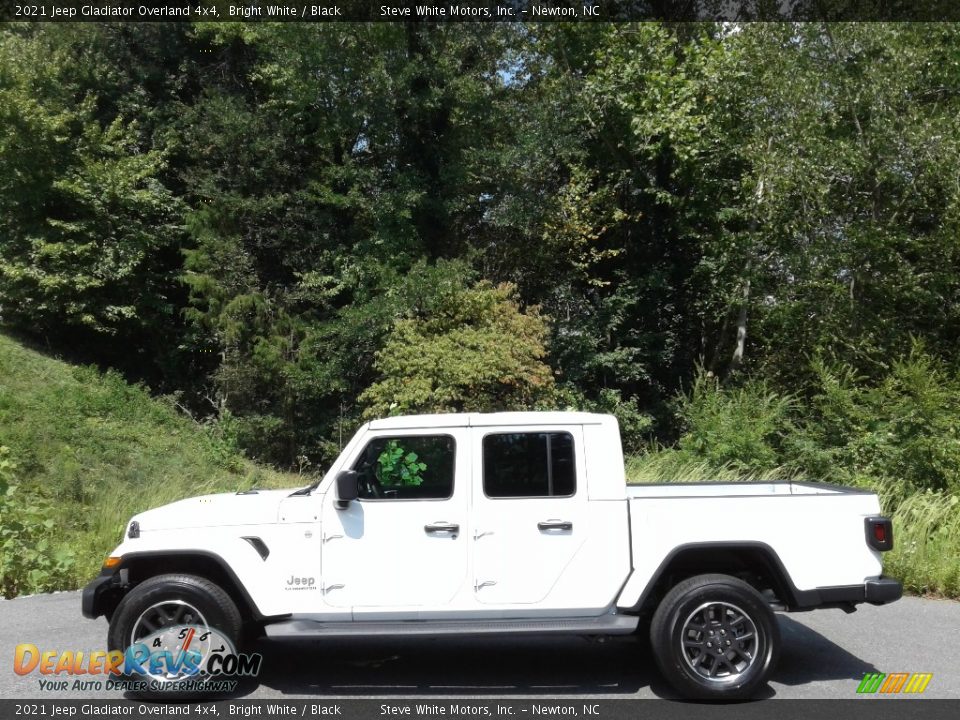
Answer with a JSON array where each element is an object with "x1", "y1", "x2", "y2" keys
[{"x1": 320, "y1": 429, "x2": 469, "y2": 614}]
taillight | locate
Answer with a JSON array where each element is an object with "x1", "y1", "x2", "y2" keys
[{"x1": 865, "y1": 516, "x2": 894, "y2": 551}]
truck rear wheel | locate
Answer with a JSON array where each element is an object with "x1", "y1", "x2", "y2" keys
[{"x1": 650, "y1": 573, "x2": 780, "y2": 700}]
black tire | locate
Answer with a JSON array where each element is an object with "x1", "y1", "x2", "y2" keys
[
  {"x1": 107, "y1": 574, "x2": 242, "y2": 697},
  {"x1": 650, "y1": 573, "x2": 780, "y2": 700}
]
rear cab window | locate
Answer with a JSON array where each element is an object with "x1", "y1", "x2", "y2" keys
[{"x1": 482, "y1": 431, "x2": 576, "y2": 498}]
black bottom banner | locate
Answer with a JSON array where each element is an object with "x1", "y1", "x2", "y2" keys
[{"x1": 1, "y1": 699, "x2": 956, "y2": 720}]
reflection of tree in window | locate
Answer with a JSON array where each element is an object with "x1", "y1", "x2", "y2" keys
[
  {"x1": 377, "y1": 440, "x2": 427, "y2": 487},
  {"x1": 353, "y1": 436, "x2": 455, "y2": 500},
  {"x1": 483, "y1": 432, "x2": 575, "y2": 498}
]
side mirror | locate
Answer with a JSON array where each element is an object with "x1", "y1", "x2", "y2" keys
[{"x1": 335, "y1": 470, "x2": 358, "y2": 509}]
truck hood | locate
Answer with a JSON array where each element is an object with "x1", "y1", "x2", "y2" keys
[{"x1": 130, "y1": 488, "x2": 300, "y2": 532}]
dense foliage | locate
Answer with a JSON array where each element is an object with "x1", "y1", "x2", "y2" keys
[
  {"x1": 2, "y1": 23, "x2": 960, "y2": 595},
  {"x1": 0, "y1": 445, "x2": 76, "y2": 599},
  {"x1": 0, "y1": 333, "x2": 296, "y2": 596},
  {"x1": 361, "y1": 275, "x2": 554, "y2": 418}
]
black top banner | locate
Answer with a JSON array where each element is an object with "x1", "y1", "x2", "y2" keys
[{"x1": 4, "y1": 0, "x2": 960, "y2": 23}]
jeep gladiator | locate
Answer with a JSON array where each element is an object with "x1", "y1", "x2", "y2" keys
[{"x1": 82, "y1": 412, "x2": 901, "y2": 699}]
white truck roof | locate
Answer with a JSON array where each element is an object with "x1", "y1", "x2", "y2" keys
[{"x1": 368, "y1": 411, "x2": 613, "y2": 430}]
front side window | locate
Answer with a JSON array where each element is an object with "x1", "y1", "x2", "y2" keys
[
  {"x1": 483, "y1": 432, "x2": 576, "y2": 498},
  {"x1": 352, "y1": 435, "x2": 455, "y2": 500}
]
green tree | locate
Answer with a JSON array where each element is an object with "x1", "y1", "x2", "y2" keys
[
  {"x1": 704, "y1": 24, "x2": 960, "y2": 385},
  {"x1": 178, "y1": 24, "x2": 523, "y2": 464},
  {"x1": 501, "y1": 25, "x2": 731, "y2": 433},
  {"x1": 360, "y1": 280, "x2": 554, "y2": 417},
  {"x1": 0, "y1": 30, "x2": 182, "y2": 334}
]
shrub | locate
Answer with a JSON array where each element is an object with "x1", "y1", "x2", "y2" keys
[
  {"x1": 0, "y1": 446, "x2": 76, "y2": 599},
  {"x1": 796, "y1": 346, "x2": 960, "y2": 493},
  {"x1": 674, "y1": 371, "x2": 796, "y2": 473},
  {"x1": 360, "y1": 281, "x2": 555, "y2": 418},
  {"x1": 548, "y1": 386, "x2": 654, "y2": 454}
]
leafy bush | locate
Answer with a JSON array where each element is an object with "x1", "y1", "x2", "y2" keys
[
  {"x1": 674, "y1": 371, "x2": 796, "y2": 473},
  {"x1": 550, "y1": 386, "x2": 654, "y2": 454},
  {"x1": 0, "y1": 446, "x2": 76, "y2": 599},
  {"x1": 360, "y1": 280, "x2": 555, "y2": 418},
  {"x1": 796, "y1": 348, "x2": 960, "y2": 493}
]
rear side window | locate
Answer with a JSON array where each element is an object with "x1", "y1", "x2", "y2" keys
[
  {"x1": 352, "y1": 435, "x2": 455, "y2": 500},
  {"x1": 483, "y1": 432, "x2": 576, "y2": 498}
]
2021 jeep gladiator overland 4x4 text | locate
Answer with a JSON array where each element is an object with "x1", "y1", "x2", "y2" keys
[{"x1": 83, "y1": 412, "x2": 901, "y2": 699}]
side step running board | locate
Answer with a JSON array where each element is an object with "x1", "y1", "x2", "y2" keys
[{"x1": 264, "y1": 614, "x2": 638, "y2": 639}]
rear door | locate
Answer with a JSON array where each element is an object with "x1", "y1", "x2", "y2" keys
[{"x1": 471, "y1": 426, "x2": 591, "y2": 606}]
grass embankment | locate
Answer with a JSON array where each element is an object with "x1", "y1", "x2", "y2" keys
[
  {"x1": 626, "y1": 452, "x2": 960, "y2": 599},
  {"x1": 0, "y1": 332, "x2": 300, "y2": 598}
]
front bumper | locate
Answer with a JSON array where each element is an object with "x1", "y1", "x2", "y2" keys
[{"x1": 81, "y1": 572, "x2": 121, "y2": 619}]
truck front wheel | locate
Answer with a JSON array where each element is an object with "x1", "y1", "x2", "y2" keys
[
  {"x1": 107, "y1": 574, "x2": 242, "y2": 677},
  {"x1": 650, "y1": 573, "x2": 780, "y2": 700}
]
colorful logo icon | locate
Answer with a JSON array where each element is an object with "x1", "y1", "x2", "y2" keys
[
  {"x1": 857, "y1": 672, "x2": 933, "y2": 694},
  {"x1": 14, "y1": 623, "x2": 262, "y2": 693}
]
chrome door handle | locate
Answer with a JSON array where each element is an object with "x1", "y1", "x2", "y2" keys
[
  {"x1": 538, "y1": 520, "x2": 573, "y2": 532},
  {"x1": 425, "y1": 522, "x2": 460, "y2": 535}
]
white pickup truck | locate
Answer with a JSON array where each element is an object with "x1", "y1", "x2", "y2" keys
[{"x1": 82, "y1": 412, "x2": 901, "y2": 699}]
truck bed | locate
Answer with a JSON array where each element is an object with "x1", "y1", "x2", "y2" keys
[{"x1": 619, "y1": 480, "x2": 885, "y2": 605}]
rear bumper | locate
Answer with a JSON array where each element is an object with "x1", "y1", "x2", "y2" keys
[
  {"x1": 865, "y1": 577, "x2": 904, "y2": 604},
  {"x1": 794, "y1": 576, "x2": 903, "y2": 610}
]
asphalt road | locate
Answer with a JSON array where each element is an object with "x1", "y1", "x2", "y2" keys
[{"x1": 1, "y1": 591, "x2": 957, "y2": 700}]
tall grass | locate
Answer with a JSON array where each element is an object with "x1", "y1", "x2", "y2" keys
[
  {"x1": 625, "y1": 450, "x2": 798, "y2": 484},
  {"x1": 870, "y1": 482, "x2": 960, "y2": 597},
  {"x1": 67, "y1": 469, "x2": 294, "y2": 585},
  {"x1": 0, "y1": 333, "x2": 301, "y2": 595}
]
